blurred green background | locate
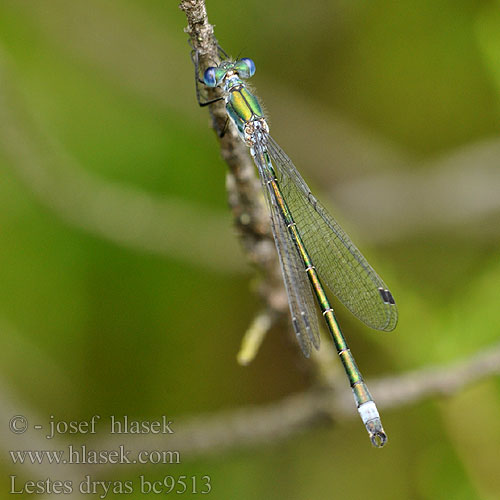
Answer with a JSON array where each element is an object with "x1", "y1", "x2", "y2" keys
[{"x1": 1, "y1": 0, "x2": 500, "y2": 498}]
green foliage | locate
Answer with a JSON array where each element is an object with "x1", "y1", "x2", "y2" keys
[{"x1": 0, "y1": 1, "x2": 499, "y2": 499}]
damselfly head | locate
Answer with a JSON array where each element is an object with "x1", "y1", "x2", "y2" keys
[{"x1": 203, "y1": 58, "x2": 256, "y2": 87}]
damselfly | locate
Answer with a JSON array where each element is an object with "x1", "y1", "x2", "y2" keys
[{"x1": 194, "y1": 49, "x2": 397, "y2": 447}]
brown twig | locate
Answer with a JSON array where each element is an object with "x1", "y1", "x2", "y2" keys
[
  {"x1": 1, "y1": 342, "x2": 498, "y2": 476},
  {"x1": 179, "y1": 0, "x2": 290, "y2": 345},
  {"x1": 93, "y1": 342, "x2": 500, "y2": 460}
]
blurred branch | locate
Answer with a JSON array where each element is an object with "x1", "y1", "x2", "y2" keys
[
  {"x1": 0, "y1": 44, "x2": 244, "y2": 273},
  {"x1": 0, "y1": 376, "x2": 87, "y2": 494},
  {"x1": 371, "y1": 342, "x2": 500, "y2": 410},
  {"x1": 1, "y1": 340, "x2": 498, "y2": 472},
  {"x1": 0, "y1": 0, "x2": 499, "y2": 277},
  {"x1": 332, "y1": 139, "x2": 500, "y2": 243},
  {"x1": 0, "y1": 1, "x2": 497, "y2": 492},
  {"x1": 0, "y1": 0, "x2": 496, "y2": 371},
  {"x1": 3, "y1": 0, "x2": 199, "y2": 118},
  {"x1": 91, "y1": 342, "x2": 500, "y2": 461}
]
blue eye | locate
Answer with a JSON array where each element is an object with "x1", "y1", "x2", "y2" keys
[
  {"x1": 234, "y1": 58, "x2": 256, "y2": 79},
  {"x1": 203, "y1": 67, "x2": 217, "y2": 87},
  {"x1": 241, "y1": 58, "x2": 256, "y2": 77}
]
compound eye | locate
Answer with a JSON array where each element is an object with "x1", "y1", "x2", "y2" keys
[
  {"x1": 235, "y1": 58, "x2": 255, "y2": 78},
  {"x1": 203, "y1": 67, "x2": 217, "y2": 87}
]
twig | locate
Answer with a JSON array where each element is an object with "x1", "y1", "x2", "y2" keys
[
  {"x1": 0, "y1": 2, "x2": 498, "y2": 483},
  {"x1": 1, "y1": 342, "x2": 498, "y2": 474},
  {"x1": 1, "y1": 5, "x2": 500, "y2": 276},
  {"x1": 370, "y1": 342, "x2": 500, "y2": 409},
  {"x1": 93, "y1": 341, "x2": 500, "y2": 460},
  {"x1": 179, "y1": 0, "x2": 290, "y2": 345}
]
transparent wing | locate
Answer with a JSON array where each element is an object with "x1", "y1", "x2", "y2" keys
[
  {"x1": 266, "y1": 135, "x2": 398, "y2": 331},
  {"x1": 252, "y1": 144, "x2": 320, "y2": 356}
]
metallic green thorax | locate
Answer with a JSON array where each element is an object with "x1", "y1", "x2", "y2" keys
[{"x1": 225, "y1": 78, "x2": 264, "y2": 136}]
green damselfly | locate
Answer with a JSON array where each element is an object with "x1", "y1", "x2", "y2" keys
[{"x1": 194, "y1": 49, "x2": 397, "y2": 447}]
